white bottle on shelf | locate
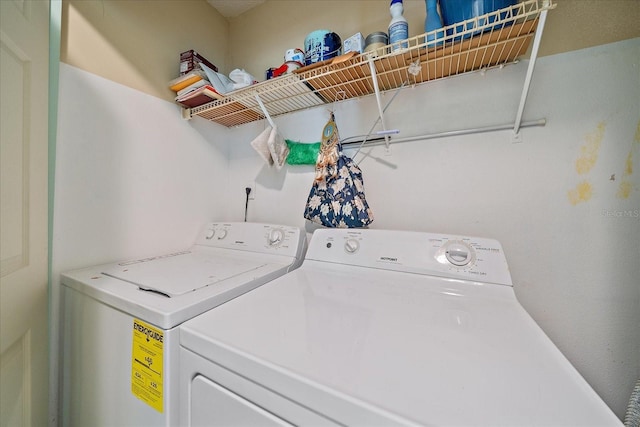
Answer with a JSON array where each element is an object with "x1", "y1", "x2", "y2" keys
[{"x1": 389, "y1": 0, "x2": 408, "y2": 51}]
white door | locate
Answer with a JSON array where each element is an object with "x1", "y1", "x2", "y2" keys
[{"x1": 1, "y1": 0, "x2": 51, "y2": 426}]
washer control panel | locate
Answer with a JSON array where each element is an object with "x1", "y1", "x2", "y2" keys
[
  {"x1": 306, "y1": 229, "x2": 512, "y2": 286},
  {"x1": 195, "y1": 223, "x2": 306, "y2": 258},
  {"x1": 267, "y1": 228, "x2": 286, "y2": 247}
]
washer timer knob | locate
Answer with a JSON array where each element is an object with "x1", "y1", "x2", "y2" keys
[
  {"x1": 268, "y1": 229, "x2": 285, "y2": 246},
  {"x1": 444, "y1": 241, "x2": 474, "y2": 266},
  {"x1": 344, "y1": 238, "x2": 360, "y2": 253}
]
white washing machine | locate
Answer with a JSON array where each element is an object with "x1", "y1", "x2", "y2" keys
[
  {"x1": 60, "y1": 222, "x2": 306, "y2": 427},
  {"x1": 179, "y1": 228, "x2": 622, "y2": 426}
]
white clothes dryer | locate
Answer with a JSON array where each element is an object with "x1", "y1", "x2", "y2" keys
[
  {"x1": 179, "y1": 228, "x2": 622, "y2": 426},
  {"x1": 60, "y1": 222, "x2": 306, "y2": 427}
]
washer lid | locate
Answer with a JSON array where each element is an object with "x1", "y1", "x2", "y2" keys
[{"x1": 101, "y1": 247, "x2": 267, "y2": 297}]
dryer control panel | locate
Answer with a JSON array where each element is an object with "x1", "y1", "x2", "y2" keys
[
  {"x1": 305, "y1": 229, "x2": 512, "y2": 286},
  {"x1": 195, "y1": 222, "x2": 306, "y2": 259}
]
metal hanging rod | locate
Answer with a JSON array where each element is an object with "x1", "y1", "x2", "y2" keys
[{"x1": 342, "y1": 119, "x2": 546, "y2": 148}]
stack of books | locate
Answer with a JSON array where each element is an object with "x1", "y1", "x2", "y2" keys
[{"x1": 169, "y1": 69, "x2": 224, "y2": 108}]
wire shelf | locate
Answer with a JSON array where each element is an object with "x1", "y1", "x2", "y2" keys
[{"x1": 188, "y1": 0, "x2": 554, "y2": 128}]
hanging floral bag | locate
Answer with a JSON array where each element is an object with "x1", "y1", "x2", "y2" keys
[{"x1": 303, "y1": 113, "x2": 374, "y2": 228}]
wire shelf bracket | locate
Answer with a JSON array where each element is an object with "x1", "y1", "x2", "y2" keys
[
  {"x1": 368, "y1": 58, "x2": 392, "y2": 151},
  {"x1": 512, "y1": 0, "x2": 551, "y2": 141}
]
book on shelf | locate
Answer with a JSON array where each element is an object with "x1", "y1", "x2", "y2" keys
[
  {"x1": 176, "y1": 79, "x2": 209, "y2": 97},
  {"x1": 180, "y1": 50, "x2": 218, "y2": 75},
  {"x1": 175, "y1": 84, "x2": 224, "y2": 108},
  {"x1": 169, "y1": 70, "x2": 206, "y2": 92}
]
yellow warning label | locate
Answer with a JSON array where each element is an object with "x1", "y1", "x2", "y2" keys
[{"x1": 131, "y1": 319, "x2": 163, "y2": 413}]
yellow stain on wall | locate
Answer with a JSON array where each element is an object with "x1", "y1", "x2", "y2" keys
[
  {"x1": 617, "y1": 120, "x2": 639, "y2": 199},
  {"x1": 575, "y1": 122, "x2": 606, "y2": 175},
  {"x1": 624, "y1": 150, "x2": 633, "y2": 176},
  {"x1": 617, "y1": 181, "x2": 632, "y2": 199},
  {"x1": 568, "y1": 180, "x2": 593, "y2": 205}
]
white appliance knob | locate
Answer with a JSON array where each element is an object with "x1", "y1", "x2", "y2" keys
[
  {"x1": 217, "y1": 229, "x2": 228, "y2": 240},
  {"x1": 268, "y1": 229, "x2": 284, "y2": 246},
  {"x1": 445, "y1": 241, "x2": 472, "y2": 266},
  {"x1": 344, "y1": 239, "x2": 360, "y2": 253},
  {"x1": 205, "y1": 229, "x2": 215, "y2": 240}
]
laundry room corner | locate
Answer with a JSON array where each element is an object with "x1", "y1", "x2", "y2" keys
[{"x1": 39, "y1": 0, "x2": 640, "y2": 424}]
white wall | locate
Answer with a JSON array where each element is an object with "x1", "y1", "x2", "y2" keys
[
  {"x1": 51, "y1": 63, "x2": 230, "y2": 421},
  {"x1": 53, "y1": 63, "x2": 230, "y2": 269},
  {"x1": 223, "y1": 39, "x2": 640, "y2": 418}
]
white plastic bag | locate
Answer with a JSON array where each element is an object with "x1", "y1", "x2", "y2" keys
[{"x1": 229, "y1": 69, "x2": 256, "y2": 90}]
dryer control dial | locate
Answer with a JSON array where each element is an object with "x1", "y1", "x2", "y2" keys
[
  {"x1": 267, "y1": 229, "x2": 285, "y2": 246},
  {"x1": 205, "y1": 229, "x2": 215, "y2": 240},
  {"x1": 344, "y1": 238, "x2": 360, "y2": 253},
  {"x1": 216, "y1": 229, "x2": 228, "y2": 240},
  {"x1": 444, "y1": 241, "x2": 475, "y2": 266}
]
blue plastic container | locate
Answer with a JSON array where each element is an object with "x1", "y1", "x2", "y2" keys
[
  {"x1": 439, "y1": 0, "x2": 517, "y2": 40},
  {"x1": 304, "y1": 30, "x2": 342, "y2": 66},
  {"x1": 425, "y1": 0, "x2": 444, "y2": 46}
]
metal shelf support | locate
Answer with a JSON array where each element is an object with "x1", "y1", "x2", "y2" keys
[
  {"x1": 513, "y1": 0, "x2": 550, "y2": 136},
  {"x1": 255, "y1": 94, "x2": 275, "y2": 128},
  {"x1": 368, "y1": 59, "x2": 391, "y2": 150}
]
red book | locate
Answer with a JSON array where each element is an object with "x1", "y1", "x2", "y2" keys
[{"x1": 175, "y1": 85, "x2": 224, "y2": 108}]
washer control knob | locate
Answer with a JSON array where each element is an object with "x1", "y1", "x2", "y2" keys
[
  {"x1": 444, "y1": 241, "x2": 474, "y2": 266},
  {"x1": 344, "y1": 238, "x2": 360, "y2": 253},
  {"x1": 268, "y1": 229, "x2": 284, "y2": 246},
  {"x1": 205, "y1": 229, "x2": 215, "y2": 240},
  {"x1": 217, "y1": 229, "x2": 228, "y2": 240}
]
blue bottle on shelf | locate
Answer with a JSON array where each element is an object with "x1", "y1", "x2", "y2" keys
[{"x1": 425, "y1": 0, "x2": 444, "y2": 47}]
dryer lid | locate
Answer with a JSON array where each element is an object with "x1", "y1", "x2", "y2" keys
[
  {"x1": 180, "y1": 262, "x2": 621, "y2": 426},
  {"x1": 101, "y1": 248, "x2": 267, "y2": 297}
]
